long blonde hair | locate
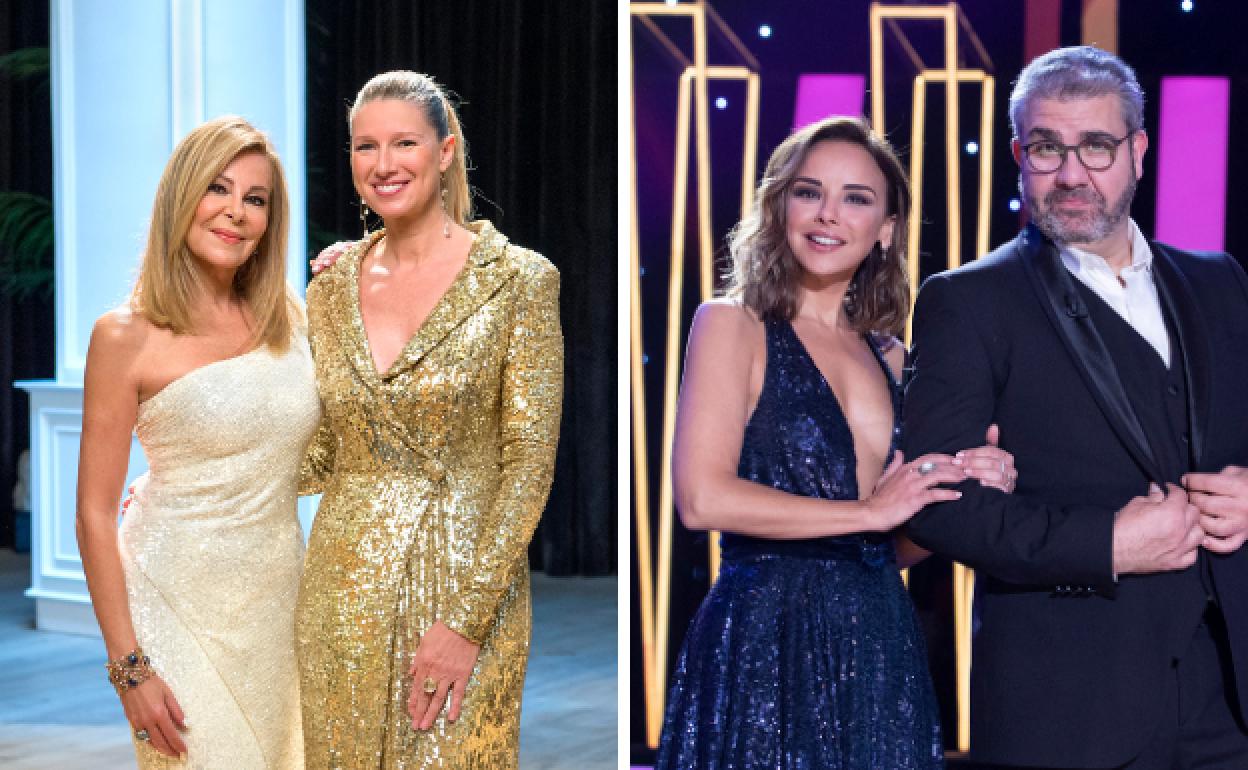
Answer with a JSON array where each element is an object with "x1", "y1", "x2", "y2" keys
[
  {"x1": 349, "y1": 71, "x2": 471, "y2": 223},
  {"x1": 131, "y1": 116, "x2": 297, "y2": 351}
]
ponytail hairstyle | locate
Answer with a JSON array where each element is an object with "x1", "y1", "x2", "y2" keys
[{"x1": 349, "y1": 71, "x2": 471, "y2": 223}]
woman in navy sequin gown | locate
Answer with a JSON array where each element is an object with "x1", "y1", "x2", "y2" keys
[{"x1": 656, "y1": 117, "x2": 1018, "y2": 769}]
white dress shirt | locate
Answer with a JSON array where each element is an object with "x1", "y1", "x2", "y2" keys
[{"x1": 1059, "y1": 218, "x2": 1171, "y2": 368}]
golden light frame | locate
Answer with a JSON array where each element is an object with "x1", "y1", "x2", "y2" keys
[
  {"x1": 869, "y1": 2, "x2": 995, "y2": 755},
  {"x1": 630, "y1": 1, "x2": 760, "y2": 749}
]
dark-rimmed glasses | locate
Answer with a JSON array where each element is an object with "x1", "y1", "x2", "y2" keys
[{"x1": 1019, "y1": 133, "x2": 1133, "y2": 173}]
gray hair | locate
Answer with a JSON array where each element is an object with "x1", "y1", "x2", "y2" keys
[{"x1": 1009, "y1": 46, "x2": 1145, "y2": 137}]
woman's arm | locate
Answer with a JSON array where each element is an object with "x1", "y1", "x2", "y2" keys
[
  {"x1": 409, "y1": 257, "x2": 564, "y2": 730},
  {"x1": 76, "y1": 311, "x2": 187, "y2": 758},
  {"x1": 672, "y1": 303, "x2": 967, "y2": 538}
]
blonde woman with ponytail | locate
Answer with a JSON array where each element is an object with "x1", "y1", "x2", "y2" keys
[{"x1": 296, "y1": 71, "x2": 563, "y2": 769}]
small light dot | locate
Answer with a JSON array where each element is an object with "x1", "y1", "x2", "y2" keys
[
  {"x1": 1181, "y1": 0, "x2": 1194, "y2": 11},
  {"x1": 639, "y1": 266, "x2": 647, "y2": 277},
  {"x1": 715, "y1": 97, "x2": 728, "y2": 110},
  {"x1": 758, "y1": 24, "x2": 772, "y2": 38},
  {"x1": 642, "y1": 354, "x2": 650, "y2": 364},
  {"x1": 1008, "y1": 198, "x2": 1022, "y2": 212},
  {"x1": 965, "y1": 141, "x2": 979, "y2": 155},
  {"x1": 665, "y1": 0, "x2": 679, "y2": 5}
]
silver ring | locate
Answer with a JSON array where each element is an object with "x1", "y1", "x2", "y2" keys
[
  {"x1": 1001, "y1": 461, "x2": 1007, "y2": 474},
  {"x1": 917, "y1": 461, "x2": 937, "y2": 476},
  {"x1": 134, "y1": 728, "x2": 151, "y2": 742}
]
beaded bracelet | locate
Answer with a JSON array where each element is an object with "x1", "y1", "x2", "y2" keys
[{"x1": 105, "y1": 647, "x2": 154, "y2": 695}]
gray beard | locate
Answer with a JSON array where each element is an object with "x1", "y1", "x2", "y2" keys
[{"x1": 1024, "y1": 173, "x2": 1136, "y2": 245}]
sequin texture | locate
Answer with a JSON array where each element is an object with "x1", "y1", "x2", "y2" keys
[
  {"x1": 120, "y1": 339, "x2": 320, "y2": 769},
  {"x1": 296, "y1": 220, "x2": 563, "y2": 769},
  {"x1": 656, "y1": 319, "x2": 943, "y2": 769}
]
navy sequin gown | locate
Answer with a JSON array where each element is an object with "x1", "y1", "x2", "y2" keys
[{"x1": 656, "y1": 319, "x2": 943, "y2": 769}]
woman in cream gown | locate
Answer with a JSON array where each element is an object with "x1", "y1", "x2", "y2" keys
[
  {"x1": 296, "y1": 72, "x2": 563, "y2": 769},
  {"x1": 77, "y1": 117, "x2": 316, "y2": 768}
]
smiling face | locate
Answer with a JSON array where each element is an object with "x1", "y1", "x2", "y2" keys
[
  {"x1": 184, "y1": 149, "x2": 272, "y2": 274},
  {"x1": 784, "y1": 139, "x2": 895, "y2": 289},
  {"x1": 350, "y1": 98, "x2": 455, "y2": 227},
  {"x1": 1013, "y1": 93, "x2": 1146, "y2": 250}
]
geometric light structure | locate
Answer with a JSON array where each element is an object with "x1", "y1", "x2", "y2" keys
[
  {"x1": 630, "y1": 1, "x2": 759, "y2": 749},
  {"x1": 904, "y1": 67, "x2": 996, "y2": 341},
  {"x1": 868, "y1": 2, "x2": 994, "y2": 754},
  {"x1": 1155, "y1": 76, "x2": 1229, "y2": 251}
]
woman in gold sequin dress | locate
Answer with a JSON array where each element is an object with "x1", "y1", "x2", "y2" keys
[
  {"x1": 296, "y1": 71, "x2": 563, "y2": 769},
  {"x1": 76, "y1": 117, "x2": 317, "y2": 768}
]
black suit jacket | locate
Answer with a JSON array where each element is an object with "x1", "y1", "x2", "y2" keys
[{"x1": 903, "y1": 224, "x2": 1248, "y2": 768}]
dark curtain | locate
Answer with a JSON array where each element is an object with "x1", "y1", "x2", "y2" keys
[
  {"x1": 305, "y1": 1, "x2": 617, "y2": 575},
  {"x1": 0, "y1": 3, "x2": 56, "y2": 549}
]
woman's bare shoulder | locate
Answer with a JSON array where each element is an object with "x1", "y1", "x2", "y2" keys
[
  {"x1": 691, "y1": 297, "x2": 762, "y2": 335},
  {"x1": 90, "y1": 306, "x2": 156, "y2": 356}
]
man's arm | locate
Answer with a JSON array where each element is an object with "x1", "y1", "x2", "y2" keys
[{"x1": 903, "y1": 273, "x2": 1119, "y2": 593}]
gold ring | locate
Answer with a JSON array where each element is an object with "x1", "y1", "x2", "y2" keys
[{"x1": 422, "y1": 677, "x2": 437, "y2": 695}]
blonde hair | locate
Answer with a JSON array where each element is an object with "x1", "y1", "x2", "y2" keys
[
  {"x1": 131, "y1": 115, "x2": 297, "y2": 351},
  {"x1": 349, "y1": 71, "x2": 471, "y2": 223},
  {"x1": 723, "y1": 116, "x2": 911, "y2": 336}
]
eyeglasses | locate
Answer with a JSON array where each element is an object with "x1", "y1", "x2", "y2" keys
[{"x1": 1019, "y1": 133, "x2": 1133, "y2": 173}]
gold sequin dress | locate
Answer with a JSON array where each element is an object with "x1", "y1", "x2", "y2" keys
[
  {"x1": 296, "y1": 221, "x2": 563, "y2": 769},
  {"x1": 120, "y1": 339, "x2": 320, "y2": 769}
]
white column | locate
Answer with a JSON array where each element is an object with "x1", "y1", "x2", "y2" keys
[{"x1": 18, "y1": 0, "x2": 307, "y2": 634}]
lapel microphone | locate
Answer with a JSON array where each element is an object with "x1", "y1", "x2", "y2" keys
[{"x1": 1064, "y1": 294, "x2": 1088, "y2": 319}]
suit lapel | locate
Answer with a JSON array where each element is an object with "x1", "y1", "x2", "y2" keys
[
  {"x1": 1018, "y1": 225, "x2": 1164, "y2": 481},
  {"x1": 1150, "y1": 242, "x2": 1212, "y2": 467},
  {"x1": 336, "y1": 231, "x2": 388, "y2": 388},
  {"x1": 382, "y1": 220, "x2": 516, "y2": 381}
]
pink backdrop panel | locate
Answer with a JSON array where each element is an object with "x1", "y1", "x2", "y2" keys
[
  {"x1": 1155, "y1": 76, "x2": 1229, "y2": 252},
  {"x1": 793, "y1": 74, "x2": 866, "y2": 130}
]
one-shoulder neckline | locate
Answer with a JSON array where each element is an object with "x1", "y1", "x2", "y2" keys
[{"x1": 137, "y1": 346, "x2": 269, "y2": 414}]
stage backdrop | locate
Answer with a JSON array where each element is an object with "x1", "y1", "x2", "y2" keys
[{"x1": 305, "y1": 0, "x2": 617, "y2": 576}]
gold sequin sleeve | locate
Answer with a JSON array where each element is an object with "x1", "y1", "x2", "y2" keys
[
  {"x1": 297, "y1": 417, "x2": 336, "y2": 495},
  {"x1": 298, "y1": 278, "x2": 338, "y2": 496},
  {"x1": 441, "y1": 258, "x2": 564, "y2": 644}
]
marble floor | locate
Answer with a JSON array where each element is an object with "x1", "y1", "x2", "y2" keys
[{"x1": 0, "y1": 548, "x2": 616, "y2": 769}]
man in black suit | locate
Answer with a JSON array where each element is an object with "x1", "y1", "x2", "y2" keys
[{"x1": 904, "y1": 46, "x2": 1248, "y2": 769}]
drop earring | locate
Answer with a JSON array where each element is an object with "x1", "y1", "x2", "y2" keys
[{"x1": 359, "y1": 200, "x2": 372, "y2": 238}]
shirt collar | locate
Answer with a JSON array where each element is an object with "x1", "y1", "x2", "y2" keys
[{"x1": 1060, "y1": 218, "x2": 1154, "y2": 278}]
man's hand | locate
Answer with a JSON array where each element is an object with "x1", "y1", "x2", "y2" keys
[
  {"x1": 1185, "y1": 466, "x2": 1248, "y2": 555},
  {"x1": 1112, "y1": 483, "x2": 1203, "y2": 576}
]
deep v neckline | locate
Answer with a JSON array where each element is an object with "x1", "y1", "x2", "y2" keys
[
  {"x1": 350, "y1": 231, "x2": 474, "y2": 379},
  {"x1": 782, "y1": 321, "x2": 900, "y2": 479}
]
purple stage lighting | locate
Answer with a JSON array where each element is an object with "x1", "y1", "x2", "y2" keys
[
  {"x1": 792, "y1": 74, "x2": 866, "y2": 131},
  {"x1": 1155, "y1": 76, "x2": 1228, "y2": 251}
]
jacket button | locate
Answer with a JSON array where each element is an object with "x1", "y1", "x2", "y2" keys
[{"x1": 1167, "y1": 384, "x2": 1180, "y2": 397}]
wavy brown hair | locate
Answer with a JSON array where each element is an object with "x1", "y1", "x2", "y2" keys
[
  {"x1": 723, "y1": 116, "x2": 911, "y2": 336},
  {"x1": 349, "y1": 71, "x2": 471, "y2": 224},
  {"x1": 131, "y1": 116, "x2": 298, "y2": 351}
]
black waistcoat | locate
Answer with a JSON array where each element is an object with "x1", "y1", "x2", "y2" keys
[{"x1": 1076, "y1": 279, "x2": 1211, "y2": 656}]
